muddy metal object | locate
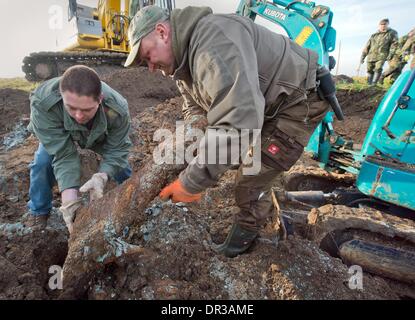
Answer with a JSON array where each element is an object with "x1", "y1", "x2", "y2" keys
[
  {"x1": 61, "y1": 159, "x2": 185, "y2": 298},
  {"x1": 306, "y1": 205, "x2": 415, "y2": 244},
  {"x1": 281, "y1": 163, "x2": 415, "y2": 284},
  {"x1": 339, "y1": 239, "x2": 415, "y2": 284},
  {"x1": 281, "y1": 204, "x2": 415, "y2": 284},
  {"x1": 284, "y1": 166, "x2": 355, "y2": 193}
]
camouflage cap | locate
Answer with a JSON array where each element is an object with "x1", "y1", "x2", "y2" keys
[{"x1": 124, "y1": 6, "x2": 170, "y2": 67}]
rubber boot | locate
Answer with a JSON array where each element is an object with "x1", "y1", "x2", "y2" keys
[
  {"x1": 372, "y1": 71, "x2": 381, "y2": 85},
  {"x1": 212, "y1": 223, "x2": 258, "y2": 258},
  {"x1": 367, "y1": 73, "x2": 374, "y2": 85}
]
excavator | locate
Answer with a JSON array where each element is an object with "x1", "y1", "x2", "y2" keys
[
  {"x1": 22, "y1": 0, "x2": 175, "y2": 82},
  {"x1": 237, "y1": 0, "x2": 415, "y2": 287}
]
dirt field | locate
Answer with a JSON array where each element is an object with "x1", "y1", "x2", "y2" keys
[{"x1": 0, "y1": 69, "x2": 414, "y2": 300}]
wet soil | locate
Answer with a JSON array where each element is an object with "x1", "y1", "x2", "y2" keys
[{"x1": 0, "y1": 69, "x2": 413, "y2": 300}]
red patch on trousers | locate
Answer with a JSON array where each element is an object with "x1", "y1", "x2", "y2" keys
[{"x1": 267, "y1": 144, "x2": 280, "y2": 155}]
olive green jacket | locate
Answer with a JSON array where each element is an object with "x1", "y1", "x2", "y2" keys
[
  {"x1": 362, "y1": 28, "x2": 399, "y2": 62},
  {"x1": 170, "y1": 7, "x2": 319, "y2": 193},
  {"x1": 28, "y1": 77, "x2": 132, "y2": 192}
]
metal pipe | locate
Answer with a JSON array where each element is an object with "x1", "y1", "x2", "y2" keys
[{"x1": 282, "y1": 191, "x2": 335, "y2": 207}]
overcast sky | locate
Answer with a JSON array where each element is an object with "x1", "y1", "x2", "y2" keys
[{"x1": 0, "y1": 0, "x2": 414, "y2": 78}]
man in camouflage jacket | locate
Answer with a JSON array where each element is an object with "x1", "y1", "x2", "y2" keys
[
  {"x1": 380, "y1": 35, "x2": 409, "y2": 84},
  {"x1": 361, "y1": 19, "x2": 398, "y2": 85},
  {"x1": 402, "y1": 28, "x2": 415, "y2": 70}
]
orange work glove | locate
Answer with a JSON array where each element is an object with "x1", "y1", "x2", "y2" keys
[{"x1": 159, "y1": 179, "x2": 202, "y2": 203}]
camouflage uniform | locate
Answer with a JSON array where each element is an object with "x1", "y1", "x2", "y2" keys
[
  {"x1": 361, "y1": 28, "x2": 398, "y2": 84},
  {"x1": 402, "y1": 34, "x2": 415, "y2": 70},
  {"x1": 380, "y1": 35, "x2": 409, "y2": 84}
]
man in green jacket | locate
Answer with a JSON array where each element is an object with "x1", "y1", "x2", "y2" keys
[
  {"x1": 124, "y1": 6, "x2": 331, "y2": 258},
  {"x1": 361, "y1": 18, "x2": 399, "y2": 85},
  {"x1": 27, "y1": 65, "x2": 132, "y2": 232}
]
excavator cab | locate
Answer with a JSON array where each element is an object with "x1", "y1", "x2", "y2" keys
[{"x1": 66, "y1": 0, "x2": 175, "y2": 52}]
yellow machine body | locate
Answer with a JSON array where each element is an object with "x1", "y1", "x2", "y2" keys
[{"x1": 65, "y1": 0, "x2": 131, "y2": 53}]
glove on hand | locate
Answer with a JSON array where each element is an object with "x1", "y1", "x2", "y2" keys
[
  {"x1": 159, "y1": 179, "x2": 202, "y2": 203},
  {"x1": 60, "y1": 199, "x2": 83, "y2": 234},
  {"x1": 79, "y1": 172, "x2": 108, "y2": 201}
]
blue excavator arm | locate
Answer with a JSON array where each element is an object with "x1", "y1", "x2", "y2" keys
[{"x1": 236, "y1": 0, "x2": 337, "y2": 68}]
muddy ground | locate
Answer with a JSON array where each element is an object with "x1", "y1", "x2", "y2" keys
[{"x1": 0, "y1": 68, "x2": 414, "y2": 300}]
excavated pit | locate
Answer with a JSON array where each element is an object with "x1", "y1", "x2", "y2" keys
[{"x1": 1, "y1": 69, "x2": 414, "y2": 300}]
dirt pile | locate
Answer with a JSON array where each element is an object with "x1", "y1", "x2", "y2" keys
[
  {"x1": 0, "y1": 89, "x2": 30, "y2": 136},
  {"x1": 85, "y1": 172, "x2": 401, "y2": 300},
  {"x1": 334, "y1": 75, "x2": 353, "y2": 84},
  {"x1": 0, "y1": 70, "x2": 413, "y2": 300},
  {"x1": 101, "y1": 67, "x2": 179, "y2": 118},
  {"x1": 0, "y1": 213, "x2": 68, "y2": 299},
  {"x1": 334, "y1": 87, "x2": 385, "y2": 144}
]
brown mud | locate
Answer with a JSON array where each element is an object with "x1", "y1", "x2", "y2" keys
[{"x1": 0, "y1": 68, "x2": 414, "y2": 300}]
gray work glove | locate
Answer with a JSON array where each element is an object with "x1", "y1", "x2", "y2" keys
[
  {"x1": 60, "y1": 199, "x2": 83, "y2": 234},
  {"x1": 79, "y1": 172, "x2": 108, "y2": 201}
]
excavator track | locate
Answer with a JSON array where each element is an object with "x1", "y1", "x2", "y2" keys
[{"x1": 22, "y1": 51, "x2": 128, "y2": 82}]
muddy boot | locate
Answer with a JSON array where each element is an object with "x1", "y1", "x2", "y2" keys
[
  {"x1": 367, "y1": 73, "x2": 374, "y2": 85},
  {"x1": 212, "y1": 223, "x2": 258, "y2": 258},
  {"x1": 372, "y1": 72, "x2": 381, "y2": 85},
  {"x1": 24, "y1": 214, "x2": 49, "y2": 230}
]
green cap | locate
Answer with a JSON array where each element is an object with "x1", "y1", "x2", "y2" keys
[
  {"x1": 379, "y1": 18, "x2": 389, "y2": 25},
  {"x1": 124, "y1": 6, "x2": 170, "y2": 67}
]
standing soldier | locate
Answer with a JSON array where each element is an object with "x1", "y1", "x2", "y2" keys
[
  {"x1": 402, "y1": 28, "x2": 415, "y2": 70},
  {"x1": 360, "y1": 19, "x2": 398, "y2": 85},
  {"x1": 379, "y1": 35, "x2": 409, "y2": 84}
]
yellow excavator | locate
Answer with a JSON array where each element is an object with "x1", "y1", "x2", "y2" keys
[{"x1": 22, "y1": 0, "x2": 175, "y2": 82}]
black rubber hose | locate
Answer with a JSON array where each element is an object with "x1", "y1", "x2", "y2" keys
[{"x1": 317, "y1": 66, "x2": 345, "y2": 120}]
